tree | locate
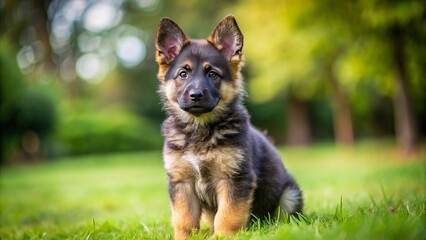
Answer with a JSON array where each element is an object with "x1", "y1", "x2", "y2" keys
[
  {"x1": 357, "y1": 0, "x2": 423, "y2": 152},
  {"x1": 235, "y1": 0, "x2": 356, "y2": 145},
  {"x1": 234, "y1": 0, "x2": 425, "y2": 150}
]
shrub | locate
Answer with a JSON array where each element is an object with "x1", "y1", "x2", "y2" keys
[
  {"x1": 56, "y1": 107, "x2": 162, "y2": 156},
  {"x1": 0, "y1": 41, "x2": 57, "y2": 163}
]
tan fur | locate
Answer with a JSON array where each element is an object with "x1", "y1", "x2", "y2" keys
[
  {"x1": 214, "y1": 180, "x2": 254, "y2": 236},
  {"x1": 171, "y1": 182, "x2": 200, "y2": 240},
  {"x1": 156, "y1": 61, "x2": 170, "y2": 81},
  {"x1": 163, "y1": 148, "x2": 192, "y2": 182},
  {"x1": 165, "y1": 143, "x2": 250, "y2": 237}
]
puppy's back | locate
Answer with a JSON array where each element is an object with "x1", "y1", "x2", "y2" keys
[{"x1": 248, "y1": 126, "x2": 303, "y2": 218}]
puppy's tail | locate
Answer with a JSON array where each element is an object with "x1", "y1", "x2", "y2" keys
[{"x1": 278, "y1": 179, "x2": 303, "y2": 216}]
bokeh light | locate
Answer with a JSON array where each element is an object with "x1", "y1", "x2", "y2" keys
[
  {"x1": 16, "y1": 45, "x2": 35, "y2": 73},
  {"x1": 116, "y1": 36, "x2": 146, "y2": 68},
  {"x1": 76, "y1": 53, "x2": 107, "y2": 83},
  {"x1": 133, "y1": 0, "x2": 160, "y2": 11},
  {"x1": 83, "y1": 2, "x2": 123, "y2": 33}
]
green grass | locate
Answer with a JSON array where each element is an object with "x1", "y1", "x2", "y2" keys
[{"x1": 1, "y1": 143, "x2": 425, "y2": 239}]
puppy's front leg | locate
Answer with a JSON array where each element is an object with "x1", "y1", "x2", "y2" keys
[
  {"x1": 214, "y1": 179, "x2": 254, "y2": 236},
  {"x1": 169, "y1": 181, "x2": 201, "y2": 240}
]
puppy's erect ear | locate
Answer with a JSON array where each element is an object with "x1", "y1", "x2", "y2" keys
[
  {"x1": 156, "y1": 18, "x2": 188, "y2": 64},
  {"x1": 208, "y1": 15, "x2": 243, "y2": 61}
]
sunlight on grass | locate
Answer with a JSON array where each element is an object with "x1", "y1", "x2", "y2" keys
[{"x1": 1, "y1": 144, "x2": 425, "y2": 239}]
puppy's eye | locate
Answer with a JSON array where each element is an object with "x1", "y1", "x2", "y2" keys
[
  {"x1": 178, "y1": 70, "x2": 188, "y2": 79},
  {"x1": 207, "y1": 71, "x2": 219, "y2": 80}
]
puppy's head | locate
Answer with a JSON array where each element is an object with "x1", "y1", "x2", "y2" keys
[{"x1": 155, "y1": 15, "x2": 244, "y2": 122}]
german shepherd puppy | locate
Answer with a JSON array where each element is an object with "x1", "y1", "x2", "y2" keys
[{"x1": 155, "y1": 15, "x2": 303, "y2": 239}]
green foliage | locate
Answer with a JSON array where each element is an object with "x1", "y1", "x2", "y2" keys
[
  {"x1": 0, "y1": 40, "x2": 58, "y2": 162},
  {"x1": 0, "y1": 41, "x2": 25, "y2": 104},
  {"x1": 246, "y1": 98, "x2": 288, "y2": 142},
  {"x1": 56, "y1": 107, "x2": 162, "y2": 156},
  {"x1": 0, "y1": 144, "x2": 424, "y2": 239},
  {"x1": 3, "y1": 89, "x2": 57, "y2": 136},
  {"x1": 234, "y1": 0, "x2": 426, "y2": 143},
  {"x1": 360, "y1": 0, "x2": 425, "y2": 28},
  {"x1": 308, "y1": 100, "x2": 334, "y2": 140},
  {"x1": 247, "y1": 99, "x2": 335, "y2": 142},
  {"x1": 235, "y1": 0, "x2": 425, "y2": 100}
]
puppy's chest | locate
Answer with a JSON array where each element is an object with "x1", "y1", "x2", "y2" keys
[
  {"x1": 182, "y1": 148, "x2": 243, "y2": 208},
  {"x1": 163, "y1": 119, "x2": 246, "y2": 207},
  {"x1": 182, "y1": 147, "x2": 242, "y2": 180}
]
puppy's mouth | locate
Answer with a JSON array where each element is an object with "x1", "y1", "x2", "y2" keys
[
  {"x1": 182, "y1": 105, "x2": 213, "y2": 116},
  {"x1": 179, "y1": 100, "x2": 219, "y2": 116}
]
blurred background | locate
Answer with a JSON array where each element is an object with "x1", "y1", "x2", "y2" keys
[{"x1": 0, "y1": 0, "x2": 425, "y2": 164}]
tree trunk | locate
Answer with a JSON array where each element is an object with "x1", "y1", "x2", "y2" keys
[
  {"x1": 391, "y1": 26, "x2": 418, "y2": 153},
  {"x1": 327, "y1": 61, "x2": 354, "y2": 145},
  {"x1": 285, "y1": 96, "x2": 311, "y2": 146}
]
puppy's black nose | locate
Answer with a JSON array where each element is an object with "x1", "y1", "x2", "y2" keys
[{"x1": 189, "y1": 89, "x2": 204, "y2": 102}]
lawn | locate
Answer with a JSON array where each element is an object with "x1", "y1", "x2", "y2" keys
[{"x1": 0, "y1": 143, "x2": 425, "y2": 239}]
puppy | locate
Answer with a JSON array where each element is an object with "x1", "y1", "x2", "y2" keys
[{"x1": 155, "y1": 15, "x2": 303, "y2": 239}]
